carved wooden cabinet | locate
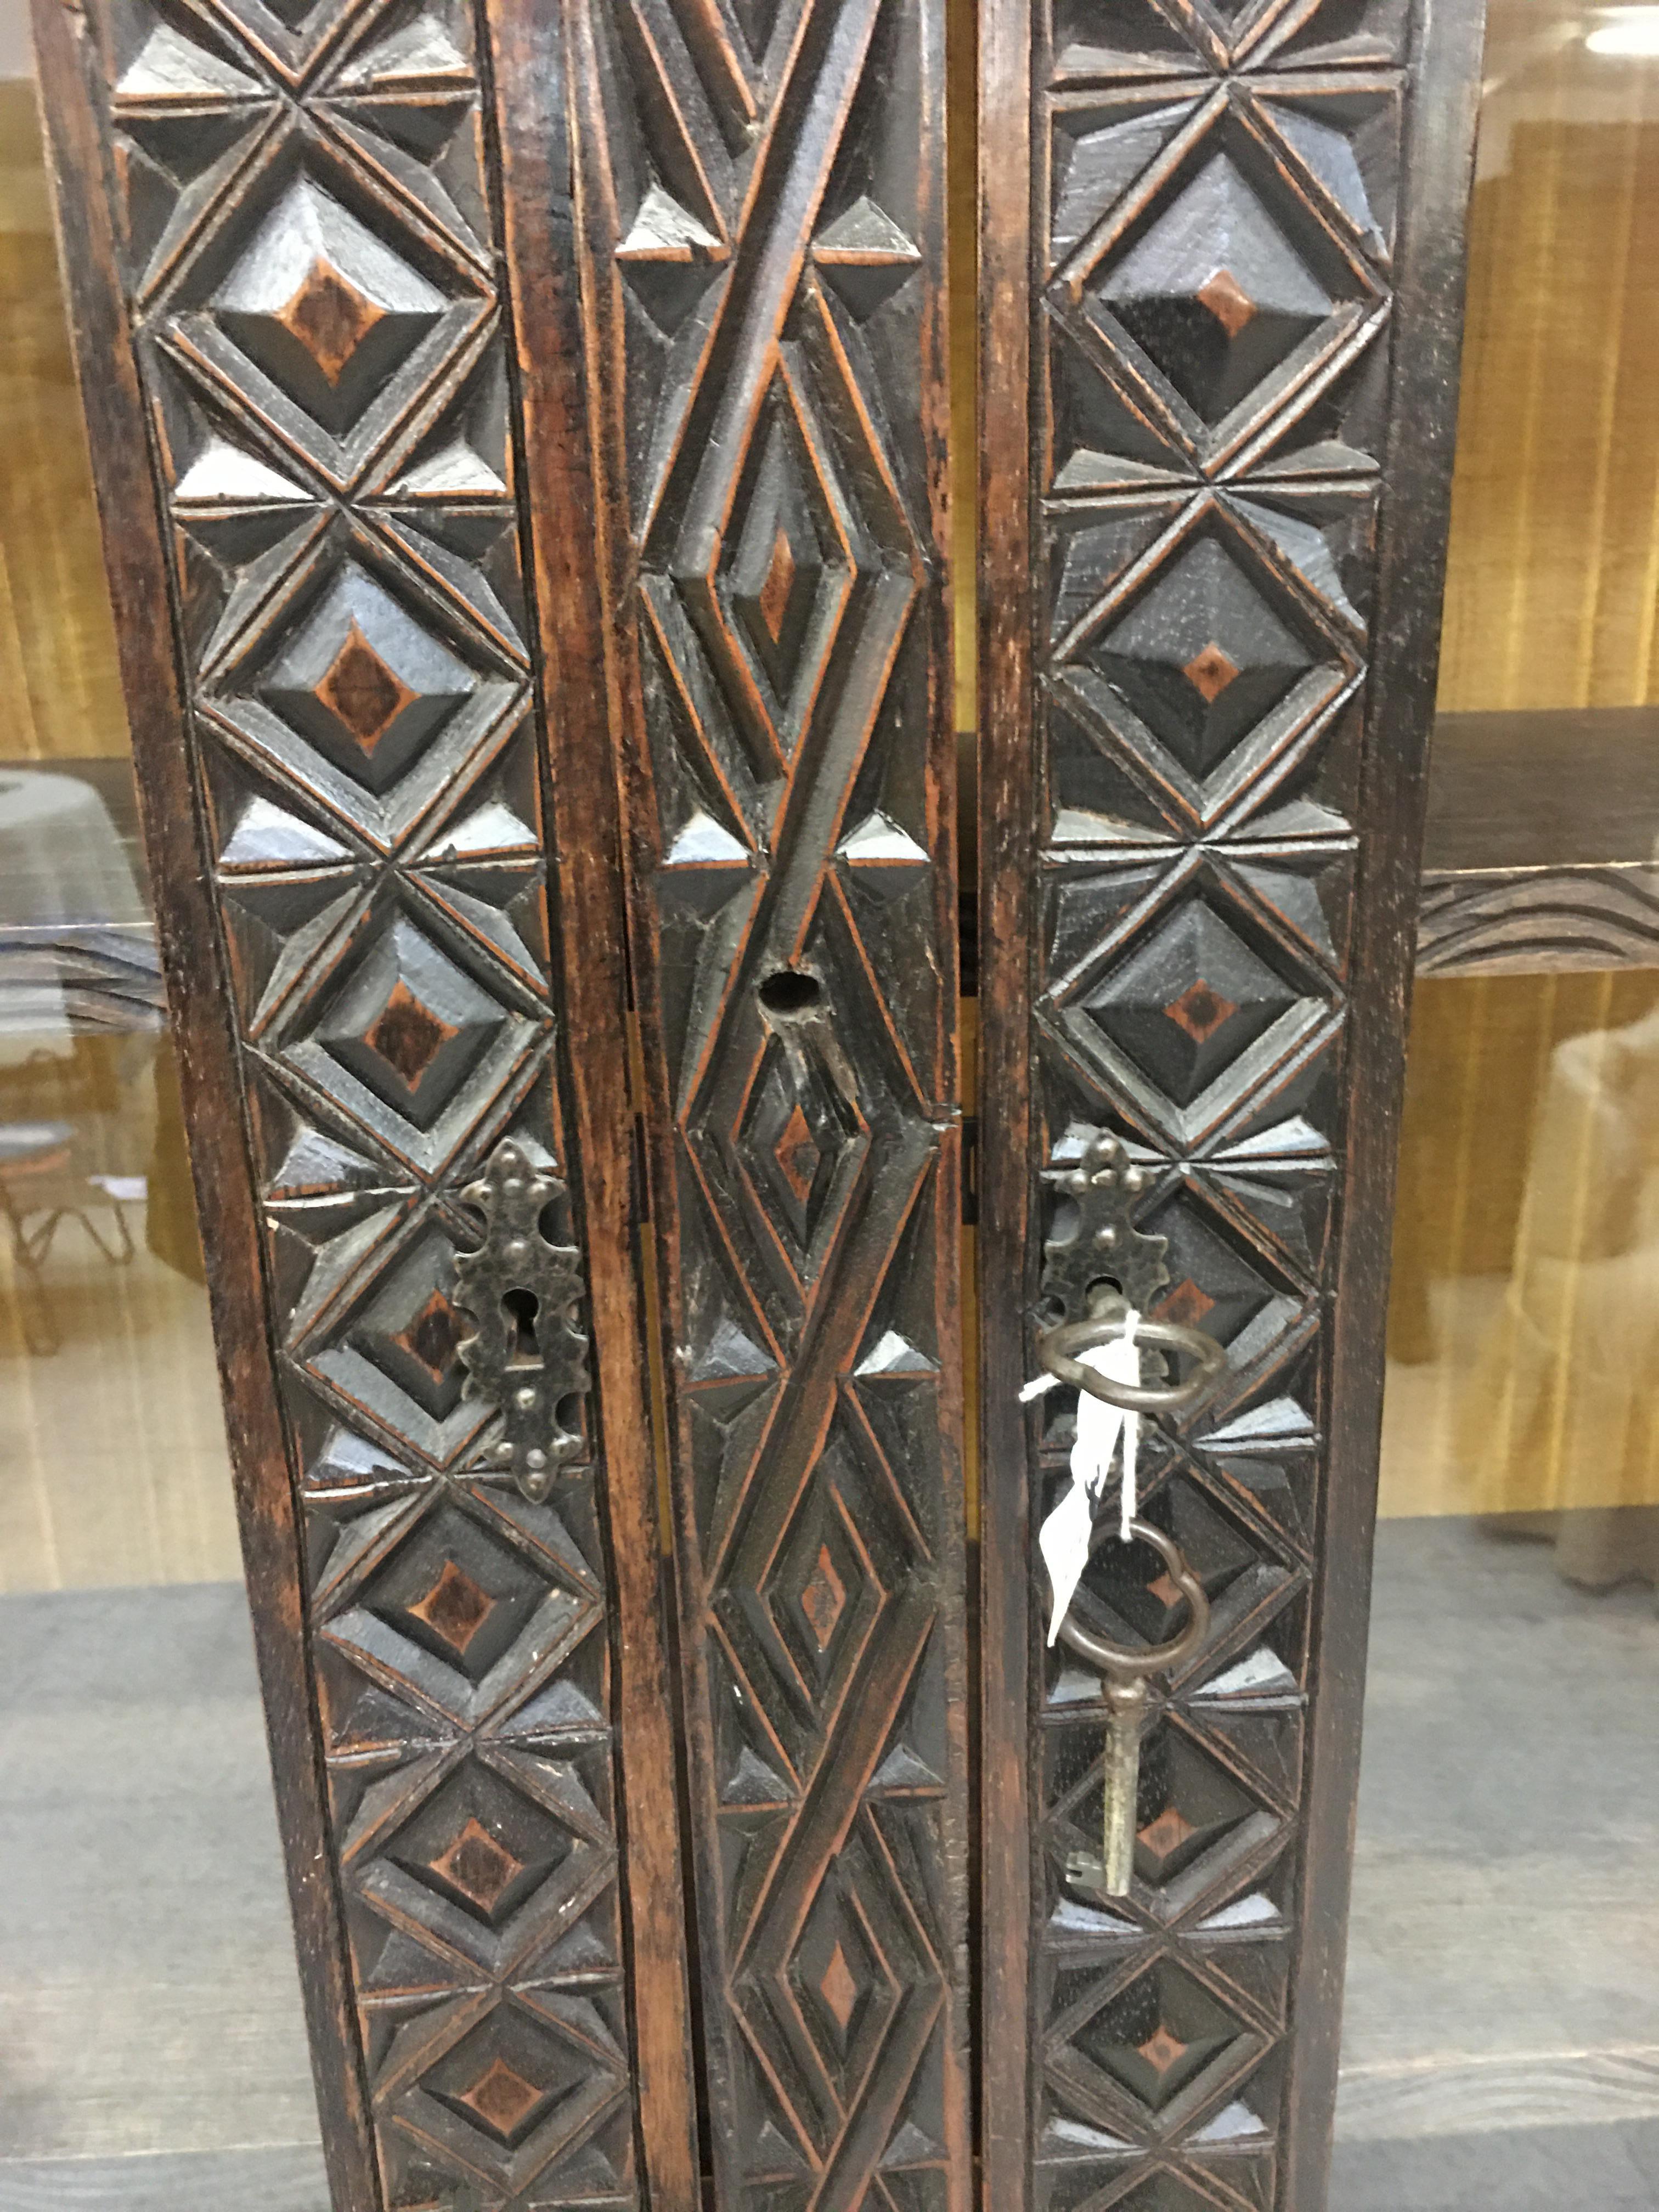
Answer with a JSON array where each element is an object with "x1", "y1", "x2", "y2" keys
[{"x1": 32, "y1": 0, "x2": 1482, "y2": 2200}]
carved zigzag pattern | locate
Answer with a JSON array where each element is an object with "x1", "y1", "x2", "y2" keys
[{"x1": 578, "y1": 0, "x2": 967, "y2": 2202}]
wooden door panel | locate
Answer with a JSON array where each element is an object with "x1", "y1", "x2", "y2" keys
[
  {"x1": 33, "y1": 0, "x2": 698, "y2": 2205},
  {"x1": 976, "y1": 2, "x2": 1485, "y2": 2208},
  {"x1": 558, "y1": 2, "x2": 972, "y2": 2208}
]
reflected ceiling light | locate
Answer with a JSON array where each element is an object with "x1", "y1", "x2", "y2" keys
[{"x1": 1587, "y1": 5, "x2": 1659, "y2": 52}]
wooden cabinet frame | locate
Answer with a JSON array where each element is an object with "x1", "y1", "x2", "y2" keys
[{"x1": 30, "y1": 0, "x2": 1485, "y2": 2198}]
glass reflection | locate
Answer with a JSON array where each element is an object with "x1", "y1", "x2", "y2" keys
[
  {"x1": 1336, "y1": 0, "x2": 1659, "y2": 2198},
  {"x1": 0, "y1": 48, "x2": 325, "y2": 2209}
]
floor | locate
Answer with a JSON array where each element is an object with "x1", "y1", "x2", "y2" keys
[{"x1": 0, "y1": 1524, "x2": 1652, "y2": 2207}]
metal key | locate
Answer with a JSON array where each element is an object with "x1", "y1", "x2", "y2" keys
[
  {"x1": 1056, "y1": 1517, "x2": 1210, "y2": 1901},
  {"x1": 1030, "y1": 1125, "x2": 1222, "y2": 1900}
]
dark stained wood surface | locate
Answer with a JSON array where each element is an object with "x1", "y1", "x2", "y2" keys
[
  {"x1": 1284, "y1": 1, "x2": 1488, "y2": 2199},
  {"x1": 481, "y1": 5, "x2": 702, "y2": 2200},
  {"x1": 1419, "y1": 708, "x2": 1659, "y2": 973},
  {"x1": 975, "y1": 7, "x2": 1485, "y2": 2212},
  {"x1": 1425, "y1": 708, "x2": 1659, "y2": 874},
  {"x1": 32, "y1": 0, "x2": 701, "y2": 2203},
  {"x1": 565, "y1": 0, "x2": 974, "y2": 2205}
]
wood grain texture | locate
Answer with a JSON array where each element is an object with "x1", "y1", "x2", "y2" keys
[
  {"x1": 1416, "y1": 865, "x2": 1659, "y2": 975},
  {"x1": 35, "y1": 0, "x2": 696, "y2": 2202},
  {"x1": 1415, "y1": 706, "x2": 1659, "y2": 975},
  {"x1": 481, "y1": 2, "x2": 703, "y2": 2199},
  {"x1": 563, "y1": 0, "x2": 973, "y2": 2204},
  {"x1": 974, "y1": 1, "x2": 1484, "y2": 2209}
]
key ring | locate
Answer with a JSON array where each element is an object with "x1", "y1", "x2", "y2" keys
[
  {"x1": 1053, "y1": 1515, "x2": 1210, "y2": 1680},
  {"x1": 1037, "y1": 1286, "x2": 1226, "y2": 1418}
]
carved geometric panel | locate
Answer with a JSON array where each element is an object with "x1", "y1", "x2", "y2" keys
[
  {"x1": 985, "y1": 0, "x2": 1472, "y2": 2207},
  {"x1": 67, "y1": 0, "x2": 654, "y2": 2203},
  {"x1": 572, "y1": 0, "x2": 969, "y2": 2202}
]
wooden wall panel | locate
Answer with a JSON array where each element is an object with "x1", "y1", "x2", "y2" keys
[
  {"x1": 32, "y1": 0, "x2": 697, "y2": 2203},
  {"x1": 561, "y1": 1, "x2": 973, "y2": 2205},
  {"x1": 976, "y1": 2, "x2": 1485, "y2": 2209}
]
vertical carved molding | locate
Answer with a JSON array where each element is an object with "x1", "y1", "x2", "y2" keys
[
  {"x1": 38, "y1": 0, "x2": 687, "y2": 2200},
  {"x1": 978, "y1": 0, "x2": 1483, "y2": 2207},
  {"x1": 563, "y1": 0, "x2": 971, "y2": 2205}
]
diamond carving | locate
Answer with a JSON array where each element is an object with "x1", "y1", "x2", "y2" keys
[
  {"x1": 1093, "y1": 153, "x2": 1338, "y2": 424},
  {"x1": 255, "y1": 565, "x2": 475, "y2": 797},
  {"x1": 772, "y1": 1099, "x2": 820, "y2": 1207},
  {"x1": 368, "y1": 1751, "x2": 603, "y2": 1979},
  {"x1": 427, "y1": 1816, "x2": 529, "y2": 1915},
  {"x1": 1079, "y1": 898, "x2": 1312, "y2": 1113},
  {"x1": 820, "y1": 1939, "x2": 859, "y2": 2033},
  {"x1": 1195, "y1": 266, "x2": 1257, "y2": 340},
  {"x1": 390, "y1": 1988, "x2": 628, "y2": 2198},
  {"x1": 454, "y1": 2055, "x2": 550, "y2": 2145},
  {"x1": 799, "y1": 1543, "x2": 847, "y2": 1651},
  {"x1": 1182, "y1": 641, "x2": 1240, "y2": 706},
  {"x1": 90, "y1": 13, "x2": 641, "y2": 2210},
  {"x1": 1164, "y1": 978, "x2": 1238, "y2": 1045},
  {"x1": 601, "y1": 0, "x2": 957, "y2": 2194},
  {"x1": 361, "y1": 979, "x2": 462, "y2": 1101},
  {"x1": 427, "y1": 2008, "x2": 588, "y2": 2149},
  {"x1": 1073, "y1": 1961, "x2": 1251, "y2": 2115},
  {"x1": 1159, "y1": 1277, "x2": 1218, "y2": 1330},
  {"x1": 311, "y1": 916, "x2": 507, "y2": 1128},
  {"x1": 714, "y1": 376, "x2": 852, "y2": 751},
  {"x1": 404, "y1": 1554, "x2": 496, "y2": 1658},
  {"x1": 767, "y1": 1472, "x2": 872, "y2": 1694},
  {"x1": 1085, "y1": 538, "x2": 1316, "y2": 781},
  {"x1": 738, "y1": 1034, "x2": 865, "y2": 1271},
  {"x1": 1141, "y1": 1188, "x2": 1308, "y2": 1353},
  {"x1": 1024, "y1": 1, "x2": 1414, "y2": 2200},
  {"x1": 363, "y1": 1508, "x2": 545, "y2": 1683},
  {"x1": 213, "y1": 177, "x2": 445, "y2": 434},
  {"x1": 315, "y1": 620, "x2": 418, "y2": 756},
  {"x1": 274, "y1": 257, "x2": 388, "y2": 387},
  {"x1": 789, "y1": 1877, "x2": 889, "y2": 2087}
]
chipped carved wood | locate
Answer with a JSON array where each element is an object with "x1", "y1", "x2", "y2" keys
[
  {"x1": 558, "y1": 2, "x2": 973, "y2": 2209},
  {"x1": 32, "y1": 0, "x2": 699, "y2": 2204},
  {"x1": 976, "y1": 2, "x2": 1486, "y2": 2209}
]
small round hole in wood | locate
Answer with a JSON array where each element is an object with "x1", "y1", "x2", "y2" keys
[{"x1": 757, "y1": 969, "x2": 823, "y2": 1017}]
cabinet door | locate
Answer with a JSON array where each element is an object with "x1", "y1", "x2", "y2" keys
[
  {"x1": 32, "y1": 0, "x2": 700, "y2": 2204},
  {"x1": 974, "y1": 1, "x2": 1485, "y2": 2207},
  {"x1": 37, "y1": 0, "x2": 963, "y2": 2202},
  {"x1": 563, "y1": 2, "x2": 973, "y2": 2207}
]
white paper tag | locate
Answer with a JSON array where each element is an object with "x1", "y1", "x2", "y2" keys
[{"x1": 1038, "y1": 1314, "x2": 1141, "y2": 1644}]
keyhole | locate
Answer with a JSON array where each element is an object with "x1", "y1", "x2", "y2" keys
[
  {"x1": 757, "y1": 968, "x2": 822, "y2": 1017},
  {"x1": 502, "y1": 1286, "x2": 539, "y2": 1365}
]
